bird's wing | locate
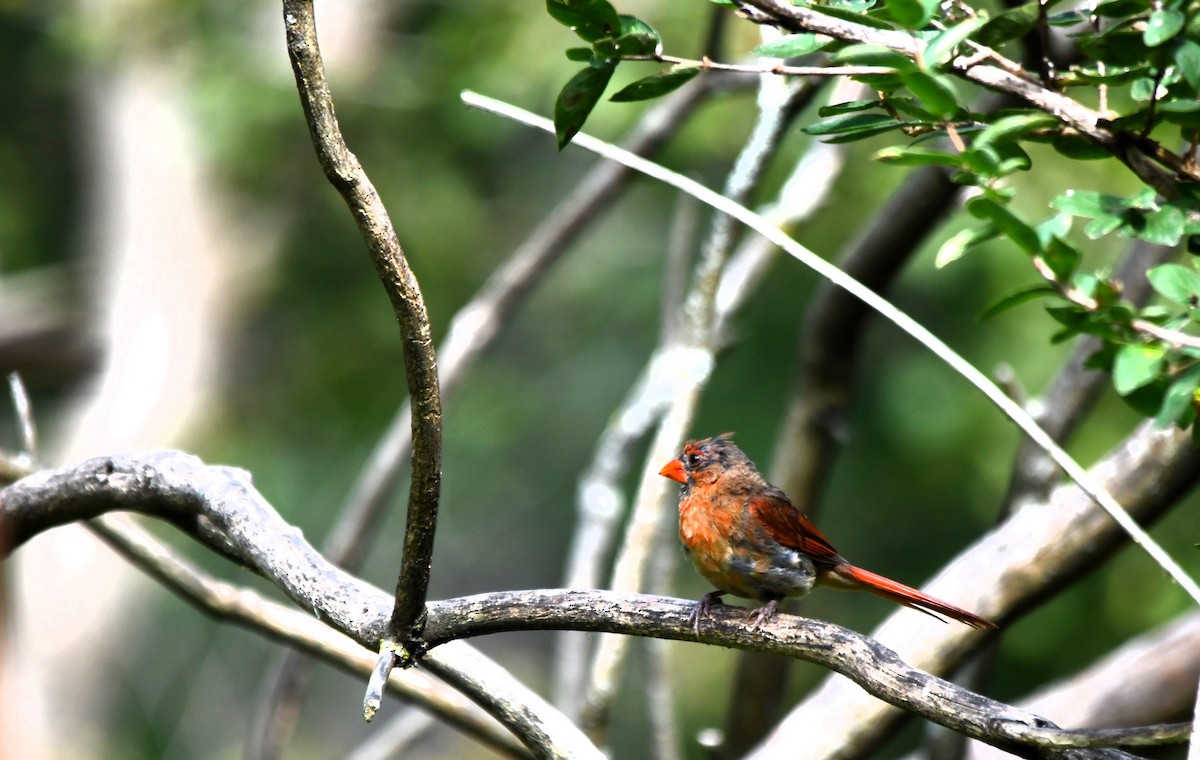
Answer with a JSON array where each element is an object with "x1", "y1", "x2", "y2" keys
[{"x1": 746, "y1": 489, "x2": 843, "y2": 564}]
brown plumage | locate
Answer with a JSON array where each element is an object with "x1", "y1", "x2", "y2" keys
[{"x1": 660, "y1": 434, "x2": 996, "y2": 633}]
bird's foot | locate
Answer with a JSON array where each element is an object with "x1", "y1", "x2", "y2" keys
[
  {"x1": 690, "y1": 591, "x2": 725, "y2": 637},
  {"x1": 748, "y1": 599, "x2": 780, "y2": 630}
]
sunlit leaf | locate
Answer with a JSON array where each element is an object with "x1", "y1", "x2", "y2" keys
[
  {"x1": 923, "y1": 16, "x2": 989, "y2": 67},
  {"x1": 1144, "y1": 8, "x2": 1184, "y2": 46},
  {"x1": 753, "y1": 33, "x2": 832, "y2": 57},
  {"x1": 935, "y1": 223, "x2": 997, "y2": 267},
  {"x1": 1147, "y1": 263, "x2": 1200, "y2": 305},
  {"x1": 1113, "y1": 342, "x2": 1167, "y2": 395}
]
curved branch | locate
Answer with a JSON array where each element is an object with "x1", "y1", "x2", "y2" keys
[{"x1": 282, "y1": 0, "x2": 442, "y2": 644}]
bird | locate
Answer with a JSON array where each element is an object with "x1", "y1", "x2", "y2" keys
[{"x1": 659, "y1": 433, "x2": 996, "y2": 634}]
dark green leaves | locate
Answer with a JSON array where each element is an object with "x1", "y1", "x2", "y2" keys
[
  {"x1": 554, "y1": 63, "x2": 616, "y2": 149},
  {"x1": 547, "y1": 1, "x2": 666, "y2": 148},
  {"x1": 547, "y1": 0, "x2": 620, "y2": 42},
  {"x1": 610, "y1": 64, "x2": 700, "y2": 102}
]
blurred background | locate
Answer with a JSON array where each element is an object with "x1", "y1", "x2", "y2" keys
[{"x1": 1, "y1": 0, "x2": 1195, "y2": 757}]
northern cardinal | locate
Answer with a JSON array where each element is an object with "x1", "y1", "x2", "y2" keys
[{"x1": 659, "y1": 434, "x2": 996, "y2": 633}]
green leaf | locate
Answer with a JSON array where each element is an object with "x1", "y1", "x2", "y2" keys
[
  {"x1": 1091, "y1": 0, "x2": 1145, "y2": 17},
  {"x1": 923, "y1": 16, "x2": 990, "y2": 67},
  {"x1": 801, "y1": 112, "x2": 902, "y2": 136},
  {"x1": 1177, "y1": 40, "x2": 1200, "y2": 90},
  {"x1": 902, "y1": 70, "x2": 961, "y2": 118},
  {"x1": 1042, "y1": 237, "x2": 1081, "y2": 281},
  {"x1": 1050, "y1": 189, "x2": 1126, "y2": 218},
  {"x1": 873, "y1": 145, "x2": 963, "y2": 167},
  {"x1": 1134, "y1": 204, "x2": 1187, "y2": 245},
  {"x1": 1147, "y1": 263, "x2": 1200, "y2": 305},
  {"x1": 1144, "y1": 8, "x2": 1185, "y2": 47},
  {"x1": 832, "y1": 44, "x2": 915, "y2": 69},
  {"x1": 592, "y1": 15, "x2": 660, "y2": 58},
  {"x1": 980, "y1": 284, "x2": 1058, "y2": 319},
  {"x1": 886, "y1": 0, "x2": 937, "y2": 29},
  {"x1": 1113, "y1": 342, "x2": 1167, "y2": 395},
  {"x1": 808, "y1": 3, "x2": 899, "y2": 30},
  {"x1": 610, "y1": 64, "x2": 700, "y2": 102},
  {"x1": 753, "y1": 33, "x2": 832, "y2": 57},
  {"x1": 554, "y1": 63, "x2": 616, "y2": 149},
  {"x1": 546, "y1": 0, "x2": 621, "y2": 42},
  {"x1": 936, "y1": 224, "x2": 997, "y2": 268},
  {"x1": 566, "y1": 47, "x2": 595, "y2": 62},
  {"x1": 1155, "y1": 364, "x2": 1200, "y2": 428},
  {"x1": 818, "y1": 99, "x2": 884, "y2": 116},
  {"x1": 976, "y1": 4, "x2": 1039, "y2": 47},
  {"x1": 974, "y1": 112, "x2": 1059, "y2": 149},
  {"x1": 1084, "y1": 214, "x2": 1126, "y2": 239},
  {"x1": 966, "y1": 196, "x2": 1040, "y2": 254}
]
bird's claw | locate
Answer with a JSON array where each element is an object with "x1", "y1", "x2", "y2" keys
[
  {"x1": 690, "y1": 591, "x2": 725, "y2": 637},
  {"x1": 748, "y1": 599, "x2": 780, "y2": 630}
]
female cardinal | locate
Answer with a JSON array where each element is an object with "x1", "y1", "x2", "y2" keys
[{"x1": 659, "y1": 434, "x2": 996, "y2": 632}]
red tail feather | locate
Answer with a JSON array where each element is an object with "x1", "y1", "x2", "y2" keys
[{"x1": 834, "y1": 564, "x2": 996, "y2": 630}]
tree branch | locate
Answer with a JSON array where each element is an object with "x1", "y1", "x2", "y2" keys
[{"x1": 282, "y1": 0, "x2": 442, "y2": 647}]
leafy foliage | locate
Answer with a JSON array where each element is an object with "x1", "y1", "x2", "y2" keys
[{"x1": 545, "y1": 0, "x2": 1200, "y2": 432}]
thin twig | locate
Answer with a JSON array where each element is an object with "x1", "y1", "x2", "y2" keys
[
  {"x1": 282, "y1": 0, "x2": 443, "y2": 710},
  {"x1": 460, "y1": 90, "x2": 1200, "y2": 608},
  {"x1": 623, "y1": 52, "x2": 895, "y2": 78}
]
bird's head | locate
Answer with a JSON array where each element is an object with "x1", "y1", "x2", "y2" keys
[{"x1": 659, "y1": 433, "x2": 750, "y2": 488}]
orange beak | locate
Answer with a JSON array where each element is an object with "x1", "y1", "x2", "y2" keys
[{"x1": 659, "y1": 458, "x2": 687, "y2": 484}]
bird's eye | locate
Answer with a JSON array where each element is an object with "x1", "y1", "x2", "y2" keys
[{"x1": 686, "y1": 452, "x2": 701, "y2": 467}]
